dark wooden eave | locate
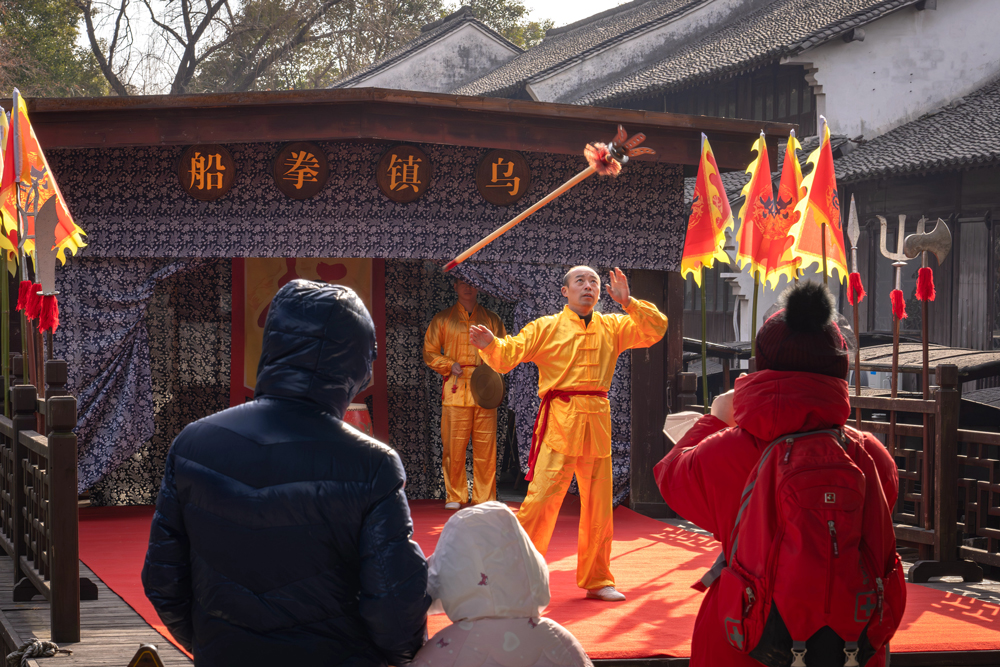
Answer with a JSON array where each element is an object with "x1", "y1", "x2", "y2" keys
[{"x1": 11, "y1": 88, "x2": 793, "y2": 169}]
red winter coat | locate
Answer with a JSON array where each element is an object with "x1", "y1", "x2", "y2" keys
[{"x1": 653, "y1": 370, "x2": 898, "y2": 667}]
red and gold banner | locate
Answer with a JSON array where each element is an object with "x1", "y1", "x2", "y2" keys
[
  {"x1": 0, "y1": 112, "x2": 16, "y2": 264},
  {"x1": 762, "y1": 131, "x2": 804, "y2": 289},
  {"x1": 0, "y1": 90, "x2": 87, "y2": 265},
  {"x1": 735, "y1": 132, "x2": 775, "y2": 279},
  {"x1": 787, "y1": 119, "x2": 849, "y2": 284},
  {"x1": 680, "y1": 134, "x2": 733, "y2": 286}
]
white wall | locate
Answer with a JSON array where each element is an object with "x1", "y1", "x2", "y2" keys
[
  {"x1": 784, "y1": 0, "x2": 1000, "y2": 140},
  {"x1": 526, "y1": 0, "x2": 773, "y2": 104},
  {"x1": 344, "y1": 23, "x2": 520, "y2": 94}
]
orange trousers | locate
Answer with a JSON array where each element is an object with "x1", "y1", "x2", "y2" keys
[
  {"x1": 516, "y1": 444, "x2": 615, "y2": 590},
  {"x1": 440, "y1": 405, "x2": 497, "y2": 504}
]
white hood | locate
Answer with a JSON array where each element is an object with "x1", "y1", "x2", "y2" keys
[{"x1": 428, "y1": 502, "x2": 550, "y2": 622}]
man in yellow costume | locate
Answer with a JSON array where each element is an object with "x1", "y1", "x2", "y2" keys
[
  {"x1": 424, "y1": 278, "x2": 507, "y2": 510},
  {"x1": 470, "y1": 266, "x2": 667, "y2": 602}
]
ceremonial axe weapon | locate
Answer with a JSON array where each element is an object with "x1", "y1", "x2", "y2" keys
[
  {"x1": 903, "y1": 217, "x2": 952, "y2": 398},
  {"x1": 877, "y1": 214, "x2": 910, "y2": 456}
]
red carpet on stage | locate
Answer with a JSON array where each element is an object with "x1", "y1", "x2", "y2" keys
[{"x1": 79, "y1": 499, "x2": 1000, "y2": 660}]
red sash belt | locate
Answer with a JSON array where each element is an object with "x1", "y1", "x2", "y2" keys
[
  {"x1": 442, "y1": 364, "x2": 479, "y2": 400},
  {"x1": 526, "y1": 389, "x2": 608, "y2": 481}
]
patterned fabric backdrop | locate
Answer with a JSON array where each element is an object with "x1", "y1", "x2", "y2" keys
[
  {"x1": 43, "y1": 140, "x2": 681, "y2": 505},
  {"x1": 46, "y1": 142, "x2": 685, "y2": 270}
]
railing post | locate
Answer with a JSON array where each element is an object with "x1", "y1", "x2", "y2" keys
[
  {"x1": 10, "y1": 384, "x2": 35, "y2": 587},
  {"x1": 48, "y1": 395, "x2": 80, "y2": 643},
  {"x1": 933, "y1": 364, "x2": 959, "y2": 564},
  {"x1": 677, "y1": 372, "x2": 697, "y2": 412}
]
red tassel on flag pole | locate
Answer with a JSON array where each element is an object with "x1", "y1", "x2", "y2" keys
[
  {"x1": 847, "y1": 272, "x2": 866, "y2": 306},
  {"x1": 38, "y1": 295, "x2": 58, "y2": 333},
  {"x1": 916, "y1": 266, "x2": 935, "y2": 301},
  {"x1": 890, "y1": 289, "x2": 907, "y2": 320},
  {"x1": 25, "y1": 283, "x2": 43, "y2": 321},
  {"x1": 15, "y1": 280, "x2": 31, "y2": 311}
]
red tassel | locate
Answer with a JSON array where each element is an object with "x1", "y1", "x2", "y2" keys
[
  {"x1": 916, "y1": 266, "x2": 935, "y2": 302},
  {"x1": 15, "y1": 281, "x2": 31, "y2": 312},
  {"x1": 25, "y1": 283, "x2": 43, "y2": 321},
  {"x1": 38, "y1": 295, "x2": 59, "y2": 334},
  {"x1": 584, "y1": 143, "x2": 622, "y2": 177},
  {"x1": 890, "y1": 289, "x2": 907, "y2": 320},
  {"x1": 847, "y1": 272, "x2": 866, "y2": 306}
]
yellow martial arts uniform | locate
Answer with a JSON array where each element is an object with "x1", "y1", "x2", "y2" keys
[
  {"x1": 478, "y1": 298, "x2": 667, "y2": 589},
  {"x1": 424, "y1": 302, "x2": 507, "y2": 505}
]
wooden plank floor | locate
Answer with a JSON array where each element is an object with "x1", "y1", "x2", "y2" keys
[{"x1": 0, "y1": 555, "x2": 191, "y2": 666}]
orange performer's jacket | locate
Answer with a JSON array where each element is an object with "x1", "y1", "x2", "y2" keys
[
  {"x1": 424, "y1": 302, "x2": 507, "y2": 402},
  {"x1": 478, "y1": 298, "x2": 668, "y2": 458}
]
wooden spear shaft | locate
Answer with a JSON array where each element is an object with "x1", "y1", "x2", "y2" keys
[
  {"x1": 445, "y1": 166, "x2": 596, "y2": 271},
  {"x1": 853, "y1": 298, "x2": 861, "y2": 431}
]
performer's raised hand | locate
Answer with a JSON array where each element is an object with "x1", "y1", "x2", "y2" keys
[
  {"x1": 469, "y1": 324, "x2": 495, "y2": 350},
  {"x1": 606, "y1": 267, "x2": 630, "y2": 306}
]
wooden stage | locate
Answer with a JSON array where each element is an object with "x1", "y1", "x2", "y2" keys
[{"x1": 0, "y1": 552, "x2": 996, "y2": 667}]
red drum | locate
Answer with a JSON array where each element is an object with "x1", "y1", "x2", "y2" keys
[{"x1": 344, "y1": 403, "x2": 373, "y2": 436}]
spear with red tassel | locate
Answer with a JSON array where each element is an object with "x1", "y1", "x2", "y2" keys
[
  {"x1": 444, "y1": 125, "x2": 655, "y2": 272},
  {"x1": 846, "y1": 196, "x2": 866, "y2": 431},
  {"x1": 877, "y1": 214, "x2": 909, "y2": 456}
]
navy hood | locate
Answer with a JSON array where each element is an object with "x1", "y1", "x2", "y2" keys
[{"x1": 254, "y1": 279, "x2": 376, "y2": 417}]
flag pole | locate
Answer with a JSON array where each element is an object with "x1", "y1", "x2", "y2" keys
[
  {"x1": 701, "y1": 266, "x2": 709, "y2": 414},
  {"x1": 1, "y1": 253, "x2": 8, "y2": 417},
  {"x1": 15, "y1": 193, "x2": 28, "y2": 386},
  {"x1": 750, "y1": 270, "x2": 759, "y2": 357}
]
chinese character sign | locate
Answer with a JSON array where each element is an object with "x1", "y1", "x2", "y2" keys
[
  {"x1": 179, "y1": 144, "x2": 235, "y2": 201},
  {"x1": 272, "y1": 142, "x2": 329, "y2": 199},
  {"x1": 475, "y1": 150, "x2": 531, "y2": 206},
  {"x1": 376, "y1": 145, "x2": 432, "y2": 203}
]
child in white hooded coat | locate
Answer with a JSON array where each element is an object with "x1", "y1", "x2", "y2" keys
[{"x1": 413, "y1": 502, "x2": 591, "y2": 667}]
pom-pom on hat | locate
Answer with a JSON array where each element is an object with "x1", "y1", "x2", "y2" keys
[{"x1": 755, "y1": 282, "x2": 849, "y2": 379}]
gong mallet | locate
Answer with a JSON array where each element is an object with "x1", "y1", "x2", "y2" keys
[
  {"x1": 444, "y1": 125, "x2": 654, "y2": 271},
  {"x1": 877, "y1": 214, "x2": 910, "y2": 456},
  {"x1": 846, "y1": 196, "x2": 865, "y2": 430}
]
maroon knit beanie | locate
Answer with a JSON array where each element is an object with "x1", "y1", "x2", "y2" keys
[{"x1": 756, "y1": 282, "x2": 849, "y2": 379}]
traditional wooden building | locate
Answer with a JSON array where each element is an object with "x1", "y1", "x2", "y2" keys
[{"x1": 19, "y1": 89, "x2": 786, "y2": 516}]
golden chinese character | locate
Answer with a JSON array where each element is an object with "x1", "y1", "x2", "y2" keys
[
  {"x1": 485, "y1": 158, "x2": 520, "y2": 196},
  {"x1": 189, "y1": 152, "x2": 226, "y2": 190},
  {"x1": 388, "y1": 154, "x2": 422, "y2": 192},
  {"x1": 282, "y1": 151, "x2": 321, "y2": 190}
]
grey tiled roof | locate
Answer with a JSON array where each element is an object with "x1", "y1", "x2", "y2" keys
[
  {"x1": 332, "y1": 7, "x2": 520, "y2": 88},
  {"x1": 579, "y1": 0, "x2": 920, "y2": 106},
  {"x1": 453, "y1": 0, "x2": 699, "y2": 98},
  {"x1": 836, "y1": 75, "x2": 1000, "y2": 183}
]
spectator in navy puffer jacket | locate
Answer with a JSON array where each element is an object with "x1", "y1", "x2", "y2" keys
[{"x1": 142, "y1": 279, "x2": 430, "y2": 666}]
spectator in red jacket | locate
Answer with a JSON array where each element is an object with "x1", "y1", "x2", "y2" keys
[{"x1": 654, "y1": 282, "x2": 899, "y2": 667}]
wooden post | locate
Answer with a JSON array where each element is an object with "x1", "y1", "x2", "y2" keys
[
  {"x1": 677, "y1": 372, "x2": 697, "y2": 412},
  {"x1": 47, "y1": 395, "x2": 81, "y2": 643},
  {"x1": 629, "y1": 270, "x2": 669, "y2": 517},
  {"x1": 909, "y1": 363, "x2": 983, "y2": 583},
  {"x1": 10, "y1": 385, "x2": 35, "y2": 587}
]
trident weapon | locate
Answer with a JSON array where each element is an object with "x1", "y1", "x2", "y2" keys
[
  {"x1": 847, "y1": 196, "x2": 861, "y2": 430},
  {"x1": 903, "y1": 217, "x2": 952, "y2": 398},
  {"x1": 877, "y1": 214, "x2": 910, "y2": 456},
  {"x1": 444, "y1": 125, "x2": 654, "y2": 271}
]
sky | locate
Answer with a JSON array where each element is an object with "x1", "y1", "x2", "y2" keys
[{"x1": 524, "y1": 0, "x2": 629, "y2": 28}]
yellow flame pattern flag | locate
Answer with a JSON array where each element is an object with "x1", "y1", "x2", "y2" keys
[
  {"x1": 786, "y1": 118, "x2": 848, "y2": 284},
  {"x1": 0, "y1": 90, "x2": 87, "y2": 265},
  {"x1": 762, "y1": 131, "x2": 804, "y2": 289},
  {"x1": 680, "y1": 134, "x2": 734, "y2": 287},
  {"x1": 735, "y1": 132, "x2": 776, "y2": 280}
]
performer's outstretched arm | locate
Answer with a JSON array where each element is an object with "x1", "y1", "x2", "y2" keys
[
  {"x1": 605, "y1": 267, "x2": 668, "y2": 350},
  {"x1": 471, "y1": 320, "x2": 540, "y2": 374}
]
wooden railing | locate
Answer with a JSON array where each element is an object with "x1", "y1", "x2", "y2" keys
[
  {"x1": 675, "y1": 362, "x2": 1000, "y2": 581},
  {"x1": 0, "y1": 356, "x2": 96, "y2": 643}
]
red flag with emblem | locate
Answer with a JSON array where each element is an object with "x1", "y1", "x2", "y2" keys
[
  {"x1": 787, "y1": 118, "x2": 848, "y2": 283},
  {"x1": 0, "y1": 90, "x2": 87, "y2": 265},
  {"x1": 735, "y1": 132, "x2": 775, "y2": 280},
  {"x1": 680, "y1": 134, "x2": 734, "y2": 286},
  {"x1": 762, "y1": 131, "x2": 804, "y2": 289}
]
